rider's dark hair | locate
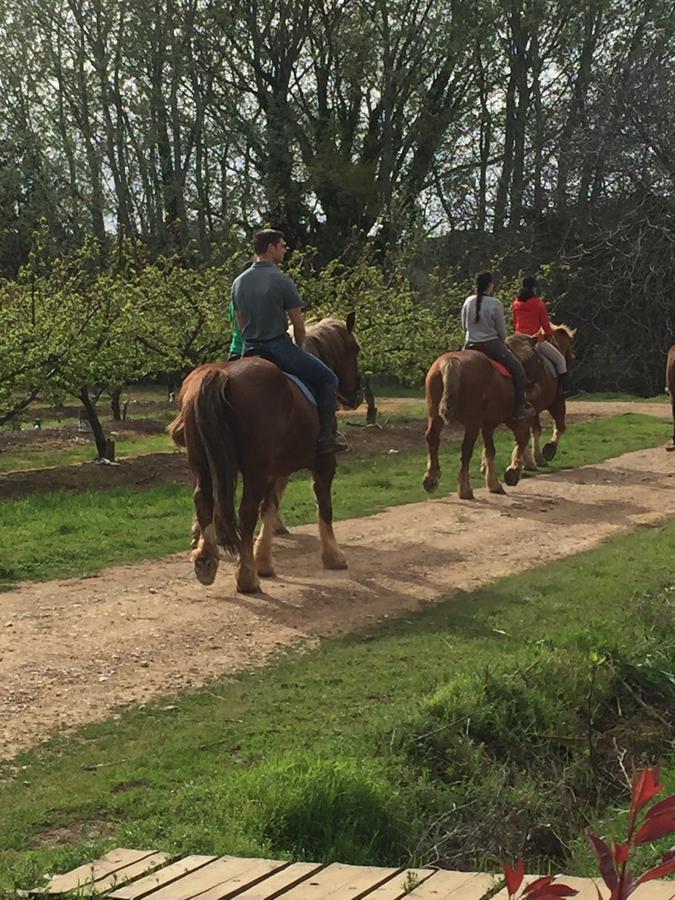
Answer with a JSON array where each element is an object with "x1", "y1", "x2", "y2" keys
[
  {"x1": 475, "y1": 271, "x2": 494, "y2": 322},
  {"x1": 254, "y1": 229, "x2": 285, "y2": 255},
  {"x1": 517, "y1": 275, "x2": 537, "y2": 302}
]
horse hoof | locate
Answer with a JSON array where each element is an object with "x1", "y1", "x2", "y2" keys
[
  {"x1": 542, "y1": 442, "x2": 557, "y2": 461},
  {"x1": 423, "y1": 475, "x2": 439, "y2": 493},
  {"x1": 504, "y1": 467, "x2": 520, "y2": 487},
  {"x1": 193, "y1": 558, "x2": 218, "y2": 586},
  {"x1": 490, "y1": 484, "x2": 507, "y2": 495},
  {"x1": 236, "y1": 577, "x2": 261, "y2": 594},
  {"x1": 256, "y1": 565, "x2": 276, "y2": 578},
  {"x1": 274, "y1": 525, "x2": 290, "y2": 535},
  {"x1": 323, "y1": 556, "x2": 348, "y2": 570},
  {"x1": 458, "y1": 489, "x2": 475, "y2": 500},
  {"x1": 666, "y1": 443, "x2": 675, "y2": 453}
]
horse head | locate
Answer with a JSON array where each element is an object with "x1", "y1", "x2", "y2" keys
[
  {"x1": 551, "y1": 324, "x2": 577, "y2": 365},
  {"x1": 305, "y1": 313, "x2": 363, "y2": 409}
]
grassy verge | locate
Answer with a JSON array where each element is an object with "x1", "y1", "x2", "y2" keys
[
  {"x1": 0, "y1": 433, "x2": 175, "y2": 474},
  {"x1": 0, "y1": 413, "x2": 668, "y2": 590},
  {"x1": 1, "y1": 515, "x2": 674, "y2": 896}
]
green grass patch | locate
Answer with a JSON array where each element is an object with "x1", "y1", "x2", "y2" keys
[
  {"x1": 1, "y1": 514, "x2": 674, "y2": 896},
  {"x1": 0, "y1": 413, "x2": 668, "y2": 590},
  {"x1": 0, "y1": 433, "x2": 175, "y2": 474}
]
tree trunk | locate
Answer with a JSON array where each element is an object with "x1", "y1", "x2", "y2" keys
[
  {"x1": 79, "y1": 386, "x2": 108, "y2": 458},
  {"x1": 111, "y1": 386, "x2": 122, "y2": 421}
]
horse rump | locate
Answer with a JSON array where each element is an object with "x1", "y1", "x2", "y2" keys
[{"x1": 440, "y1": 356, "x2": 462, "y2": 424}]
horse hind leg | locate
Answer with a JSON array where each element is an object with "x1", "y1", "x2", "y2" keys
[
  {"x1": 481, "y1": 427, "x2": 506, "y2": 495},
  {"x1": 254, "y1": 483, "x2": 279, "y2": 578},
  {"x1": 190, "y1": 482, "x2": 219, "y2": 586},
  {"x1": 543, "y1": 398, "x2": 566, "y2": 460},
  {"x1": 269, "y1": 476, "x2": 290, "y2": 534},
  {"x1": 313, "y1": 455, "x2": 347, "y2": 570},
  {"x1": 505, "y1": 422, "x2": 530, "y2": 487},
  {"x1": 423, "y1": 413, "x2": 443, "y2": 492},
  {"x1": 458, "y1": 424, "x2": 479, "y2": 500},
  {"x1": 531, "y1": 415, "x2": 546, "y2": 467},
  {"x1": 236, "y1": 480, "x2": 263, "y2": 593}
]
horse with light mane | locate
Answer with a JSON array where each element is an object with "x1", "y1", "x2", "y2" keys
[
  {"x1": 667, "y1": 344, "x2": 675, "y2": 451},
  {"x1": 423, "y1": 324, "x2": 576, "y2": 499},
  {"x1": 168, "y1": 314, "x2": 362, "y2": 593}
]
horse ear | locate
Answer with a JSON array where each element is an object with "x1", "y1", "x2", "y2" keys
[
  {"x1": 346, "y1": 310, "x2": 356, "y2": 333},
  {"x1": 570, "y1": 327, "x2": 577, "y2": 337}
]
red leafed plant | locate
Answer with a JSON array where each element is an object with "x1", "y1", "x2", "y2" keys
[
  {"x1": 503, "y1": 767, "x2": 675, "y2": 900},
  {"x1": 587, "y1": 766, "x2": 675, "y2": 900},
  {"x1": 502, "y1": 858, "x2": 579, "y2": 900}
]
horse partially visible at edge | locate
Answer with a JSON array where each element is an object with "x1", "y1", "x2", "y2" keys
[
  {"x1": 423, "y1": 325, "x2": 576, "y2": 499},
  {"x1": 168, "y1": 314, "x2": 362, "y2": 593},
  {"x1": 667, "y1": 344, "x2": 675, "y2": 451}
]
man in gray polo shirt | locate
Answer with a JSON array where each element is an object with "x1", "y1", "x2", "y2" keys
[{"x1": 232, "y1": 229, "x2": 348, "y2": 455}]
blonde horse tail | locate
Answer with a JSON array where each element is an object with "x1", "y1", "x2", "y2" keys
[
  {"x1": 193, "y1": 370, "x2": 241, "y2": 555},
  {"x1": 440, "y1": 357, "x2": 462, "y2": 424},
  {"x1": 167, "y1": 410, "x2": 185, "y2": 447}
]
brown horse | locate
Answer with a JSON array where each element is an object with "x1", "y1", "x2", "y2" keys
[
  {"x1": 667, "y1": 344, "x2": 675, "y2": 451},
  {"x1": 514, "y1": 324, "x2": 576, "y2": 472},
  {"x1": 423, "y1": 333, "x2": 539, "y2": 499},
  {"x1": 168, "y1": 314, "x2": 362, "y2": 593},
  {"x1": 423, "y1": 326, "x2": 576, "y2": 499}
]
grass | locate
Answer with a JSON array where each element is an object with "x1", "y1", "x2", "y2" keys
[
  {"x1": 1, "y1": 512, "x2": 674, "y2": 896},
  {"x1": 0, "y1": 432, "x2": 175, "y2": 474},
  {"x1": 0, "y1": 413, "x2": 668, "y2": 590}
]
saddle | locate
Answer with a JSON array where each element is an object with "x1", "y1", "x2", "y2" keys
[{"x1": 241, "y1": 347, "x2": 318, "y2": 408}]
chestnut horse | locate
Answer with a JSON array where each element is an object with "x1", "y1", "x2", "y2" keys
[
  {"x1": 667, "y1": 344, "x2": 675, "y2": 451},
  {"x1": 514, "y1": 324, "x2": 576, "y2": 472},
  {"x1": 168, "y1": 315, "x2": 362, "y2": 593},
  {"x1": 423, "y1": 326, "x2": 576, "y2": 499}
]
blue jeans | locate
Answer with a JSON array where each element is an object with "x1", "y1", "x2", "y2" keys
[{"x1": 245, "y1": 335, "x2": 338, "y2": 437}]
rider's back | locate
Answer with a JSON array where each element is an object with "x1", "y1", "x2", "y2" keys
[{"x1": 232, "y1": 261, "x2": 303, "y2": 343}]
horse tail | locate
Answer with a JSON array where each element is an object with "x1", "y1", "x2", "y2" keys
[
  {"x1": 440, "y1": 357, "x2": 462, "y2": 424},
  {"x1": 192, "y1": 369, "x2": 241, "y2": 555},
  {"x1": 167, "y1": 410, "x2": 185, "y2": 447}
]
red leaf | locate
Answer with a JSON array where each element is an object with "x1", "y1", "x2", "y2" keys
[
  {"x1": 588, "y1": 832, "x2": 618, "y2": 890},
  {"x1": 647, "y1": 795, "x2": 675, "y2": 820},
  {"x1": 613, "y1": 843, "x2": 629, "y2": 866},
  {"x1": 637, "y1": 859, "x2": 675, "y2": 885},
  {"x1": 634, "y1": 811, "x2": 675, "y2": 846},
  {"x1": 504, "y1": 859, "x2": 526, "y2": 897},
  {"x1": 631, "y1": 767, "x2": 663, "y2": 817},
  {"x1": 524, "y1": 877, "x2": 556, "y2": 895},
  {"x1": 528, "y1": 885, "x2": 578, "y2": 900}
]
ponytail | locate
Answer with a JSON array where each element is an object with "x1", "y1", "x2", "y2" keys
[
  {"x1": 475, "y1": 271, "x2": 493, "y2": 323},
  {"x1": 517, "y1": 275, "x2": 537, "y2": 302}
]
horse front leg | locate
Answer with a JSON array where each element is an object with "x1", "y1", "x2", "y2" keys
[
  {"x1": 505, "y1": 422, "x2": 531, "y2": 487},
  {"x1": 190, "y1": 482, "x2": 219, "y2": 586},
  {"x1": 269, "y1": 476, "x2": 290, "y2": 534},
  {"x1": 313, "y1": 454, "x2": 347, "y2": 570},
  {"x1": 481, "y1": 427, "x2": 506, "y2": 494},
  {"x1": 254, "y1": 483, "x2": 279, "y2": 578},
  {"x1": 423, "y1": 413, "x2": 443, "y2": 492},
  {"x1": 458, "y1": 424, "x2": 479, "y2": 500},
  {"x1": 236, "y1": 480, "x2": 262, "y2": 593},
  {"x1": 531, "y1": 414, "x2": 546, "y2": 467},
  {"x1": 543, "y1": 397, "x2": 566, "y2": 461}
]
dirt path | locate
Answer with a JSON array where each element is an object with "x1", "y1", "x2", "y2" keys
[{"x1": 2, "y1": 444, "x2": 675, "y2": 760}]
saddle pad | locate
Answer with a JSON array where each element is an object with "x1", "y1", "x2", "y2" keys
[
  {"x1": 284, "y1": 372, "x2": 318, "y2": 407},
  {"x1": 489, "y1": 359, "x2": 511, "y2": 379}
]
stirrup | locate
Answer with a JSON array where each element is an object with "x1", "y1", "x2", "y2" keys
[{"x1": 317, "y1": 431, "x2": 350, "y2": 455}]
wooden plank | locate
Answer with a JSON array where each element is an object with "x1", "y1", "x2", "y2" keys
[
  {"x1": 232, "y1": 863, "x2": 325, "y2": 899},
  {"x1": 406, "y1": 871, "x2": 494, "y2": 899},
  {"x1": 274, "y1": 862, "x2": 402, "y2": 898},
  {"x1": 108, "y1": 856, "x2": 218, "y2": 899},
  {"x1": 557, "y1": 877, "x2": 675, "y2": 900},
  {"x1": 32, "y1": 849, "x2": 155, "y2": 896},
  {"x1": 136, "y1": 857, "x2": 282, "y2": 900},
  {"x1": 364, "y1": 868, "x2": 437, "y2": 899},
  {"x1": 85, "y1": 853, "x2": 172, "y2": 896},
  {"x1": 187, "y1": 858, "x2": 290, "y2": 899}
]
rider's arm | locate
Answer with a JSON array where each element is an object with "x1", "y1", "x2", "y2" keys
[
  {"x1": 538, "y1": 298, "x2": 554, "y2": 337},
  {"x1": 288, "y1": 307, "x2": 306, "y2": 347}
]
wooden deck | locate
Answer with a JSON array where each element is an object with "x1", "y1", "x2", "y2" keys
[{"x1": 27, "y1": 849, "x2": 675, "y2": 900}]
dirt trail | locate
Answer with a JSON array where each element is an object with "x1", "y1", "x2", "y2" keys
[{"x1": 2, "y1": 444, "x2": 675, "y2": 760}]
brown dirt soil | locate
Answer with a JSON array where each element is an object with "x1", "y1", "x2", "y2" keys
[
  {"x1": 1, "y1": 444, "x2": 675, "y2": 760},
  {"x1": 2, "y1": 399, "x2": 671, "y2": 502}
]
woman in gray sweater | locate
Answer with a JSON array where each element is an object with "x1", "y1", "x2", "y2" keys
[{"x1": 461, "y1": 271, "x2": 534, "y2": 419}]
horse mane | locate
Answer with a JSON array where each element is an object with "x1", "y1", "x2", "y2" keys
[
  {"x1": 551, "y1": 322, "x2": 576, "y2": 339},
  {"x1": 506, "y1": 332, "x2": 538, "y2": 363},
  {"x1": 303, "y1": 317, "x2": 355, "y2": 369}
]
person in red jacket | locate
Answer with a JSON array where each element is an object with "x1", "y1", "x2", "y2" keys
[{"x1": 512, "y1": 276, "x2": 573, "y2": 396}]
